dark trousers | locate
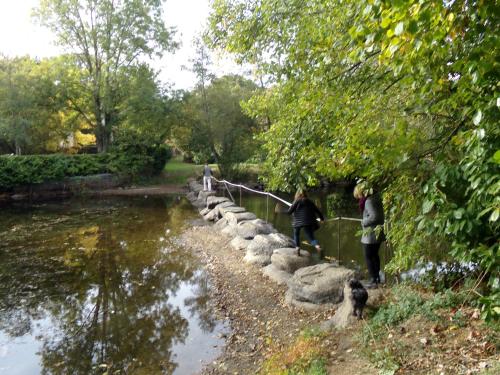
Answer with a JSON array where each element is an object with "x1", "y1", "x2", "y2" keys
[
  {"x1": 363, "y1": 243, "x2": 381, "y2": 283},
  {"x1": 293, "y1": 225, "x2": 318, "y2": 248}
]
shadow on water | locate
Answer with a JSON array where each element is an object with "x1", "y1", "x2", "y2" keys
[
  {"x1": 221, "y1": 188, "x2": 392, "y2": 277},
  {"x1": 0, "y1": 196, "x2": 227, "y2": 375}
]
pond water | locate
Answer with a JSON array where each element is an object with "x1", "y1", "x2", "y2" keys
[
  {"x1": 221, "y1": 188, "x2": 391, "y2": 278},
  {"x1": 0, "y1": 196, "x2": 227, "y2": 375}
]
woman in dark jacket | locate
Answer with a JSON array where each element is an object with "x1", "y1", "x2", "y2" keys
[
  {"x1": 287, "y1": 189, "x2": 324, "y2": 257},
  {"x1": 354, "y1": 184, "x2": 385, "y2": 288}
]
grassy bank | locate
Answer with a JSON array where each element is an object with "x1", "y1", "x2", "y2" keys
[{"x1": 260, "y1": 283, "x2": 499, "y2": 375}]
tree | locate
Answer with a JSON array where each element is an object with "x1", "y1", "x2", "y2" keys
[
  {"x1": 35, "y1": 0, "x2": 177, "y2": 152},
  {"x1": 173, "y1": 74, "x2": 259, "y2": 177},
  {"x1": 207, "y1": 0, "x2": 499, "y2": 318},
  {"x1": 0, "y1": 56, "x2": 68, "y2": 154}
]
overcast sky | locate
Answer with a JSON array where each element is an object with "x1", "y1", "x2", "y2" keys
[{"x1": 0, "y1": 0, "x2": 249, "y2": 90}]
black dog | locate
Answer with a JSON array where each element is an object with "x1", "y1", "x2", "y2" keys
[{"x1": 349, "y1": 279, "x2": 368, "y2": 320}]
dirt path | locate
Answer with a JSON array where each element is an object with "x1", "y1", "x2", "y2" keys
[
  {"x1": 94, "y1": 184, "x2": 186, "y2": 196},
  {"x1": 177, "y1": 225, "x2": 376, "y2": 375}
]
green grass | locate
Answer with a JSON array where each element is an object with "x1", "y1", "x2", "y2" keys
[{"x1": 163, "y1": 157, "x2": 205, "y2": 185}]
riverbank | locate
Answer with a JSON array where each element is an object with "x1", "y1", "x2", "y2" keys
[
  {"x1": 177, "y1": 225, "x2": 376, "y2": 374},
  {"x1": 181, "y1": 182, "x2": 499, "y2": 374},
  {"x1": 178, "y1": 224, "x2": 499, "y2": 375}
]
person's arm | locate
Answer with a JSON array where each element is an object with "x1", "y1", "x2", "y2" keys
[
  {"x1": 362, "y1": 197, "x2": 383, "y2": 226},
  {"x1": 287, "y1": 200, "x2": 298, "y2": 215},
  {"x1": 314, "y1": 203, "x2": 325, "y2": 221}
]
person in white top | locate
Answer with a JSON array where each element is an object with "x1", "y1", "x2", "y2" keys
[{"x1": 203, "y1": 163, "x2": 212, "y2": 191}]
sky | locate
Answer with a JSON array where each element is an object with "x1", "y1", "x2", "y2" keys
[{"x1": 0, "y1": 0, "x2": 250, "y2": 90}]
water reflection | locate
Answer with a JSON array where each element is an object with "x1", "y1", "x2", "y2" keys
[{"x1": 0, "y1": 197, "x2": 226, "y2": 375}]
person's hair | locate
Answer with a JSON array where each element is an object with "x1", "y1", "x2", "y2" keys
[
  {"x1": 353, "y1": 184, "x2": 365, "y2": 199},
  {"x1": 295, "y1": 188, "x2": 307, "y2": 200}
]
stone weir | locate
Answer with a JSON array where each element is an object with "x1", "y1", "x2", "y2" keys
[{"x1": 186, "y1": 180, "x2": 365, "y2": 320}]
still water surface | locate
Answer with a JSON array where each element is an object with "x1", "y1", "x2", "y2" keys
[{"x1": 0, "y1": 196, "x2": 227, "y2": 375}]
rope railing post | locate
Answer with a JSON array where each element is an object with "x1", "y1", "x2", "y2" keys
[
  {"x1": 337, "y1": 218, "x2": 341, "y2": 261},
  {"x1": 266, "y1": 194, "x2": 269, "y2": 222},
  {"x1": 239, "y1": 186, "x2": 242, "y2": 207},
  {"x1": 224, "y1": 181, "x2": 235, "y2": 203}
]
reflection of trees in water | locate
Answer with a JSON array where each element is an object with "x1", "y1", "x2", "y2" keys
[
  {"x1": 183, "y1": 270, "x2": 217, "y2": 333},
  {"x1": 0, "y1": 198, "x2": 216, "y2": 374}
]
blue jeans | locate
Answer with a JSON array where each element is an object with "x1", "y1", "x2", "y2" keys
[{"x1": 293, "y1": 225, "x2": 319, "y2": 248}]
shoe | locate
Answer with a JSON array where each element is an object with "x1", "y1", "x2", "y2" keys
[{"x1": 366, "y1": 281, "x2": 379, "y2": 289}]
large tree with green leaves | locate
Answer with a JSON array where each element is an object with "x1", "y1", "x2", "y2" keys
[
  {"x1": 172, "y1": 74, "x2": 259, "y2": 177},
  {"x1": 207, "y1": 0, "x2": 499, "y2": 318},
  {"x1": 0, "y1": 55, "x2": 70, "y2": 154},
  {"x1": 35, "y1": 0, "x2": 177, "y2": 152}
]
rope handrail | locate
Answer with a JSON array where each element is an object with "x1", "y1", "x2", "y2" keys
[{"x1": 210, "y1": 176, "x2": 362, "y2": 222}]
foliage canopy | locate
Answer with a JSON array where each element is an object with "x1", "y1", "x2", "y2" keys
[{"x1": 207, "y1": 0, "x2": 499, "y2": 318}]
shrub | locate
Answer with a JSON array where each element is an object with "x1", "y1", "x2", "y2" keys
[
  {"x1": 0, "y1": 154, "x2": 110, "y2": 190},
  {"x1": 0, "y1": 144, "x2": 171, "y2": 190}
]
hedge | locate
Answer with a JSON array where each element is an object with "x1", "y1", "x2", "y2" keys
[{"x1": 0, "y1": 144, "x2": 171, "y2": 190}]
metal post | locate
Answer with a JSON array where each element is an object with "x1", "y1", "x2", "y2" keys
[
  {"x1": 337, "y1": 218, "x2": 341, "y2": 261},
  {"x1": 266, "y1": 194, "x2": 269, "y2": 222},
  {"x1": 239, "y1": 186, "x2": 242, "y2": 207},
  {"x1": 224, "y1": 182, "x2": 236, "y2": 203}
]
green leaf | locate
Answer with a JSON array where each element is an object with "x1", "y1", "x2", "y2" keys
[
  {"x1": 453, "y1": 209, "x2": 464, "y2": 219},
  {"x1": 472, "y1": 110, "x2": 482, "y2": 125},
  {"x1": 395, "y1": 22, "x2": 404, "y2": 36},
  {"x1": 492, "y1": 150, "x2": 500, "y2": 164},
  {"x1": 490, "y1": 208, "x2": 499, "y2": 222},
  {"x1": 422, "y1": 199, "x2": 435, "y2": 214}
]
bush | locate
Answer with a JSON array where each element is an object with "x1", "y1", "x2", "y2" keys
[
  {"x1": 0, "y1": 154, "x2": 110, "y2": 190},
  {"x1": 0, "y1": 143, "x2": 171, "y2": 190}
]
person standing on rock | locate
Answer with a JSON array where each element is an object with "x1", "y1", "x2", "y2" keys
[
  {"x1": 287, "y1": 189, "x2": 324, "y2": 258},
  {"x1": 203, "y1": 163, "x2": 212, "y2": 191},
  {"x1": 353, "y1": 183, "x2": 385, "y2": 288}
]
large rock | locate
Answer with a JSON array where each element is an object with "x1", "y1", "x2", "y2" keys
[
  {"x1": 200, "y1": 207, "x2": 211, "y2": 216},
  {"x1": 230, "y1": 236, "x2": 252, "y2": 251},
  {"x1": 203, "y1": 208, "x2": 220, "y2": 221},
  {"x1": 235, "y1": 219, "x2": 277, "y2": 239},
  {"x1": 219, "y1": 205, "x2": 246, "y2": 216},
  {"x1": 206, "y1": 201, "x2": 237, "y2": 222},
  {"x1": 323, "y1": 282, "x2": 357, "y2": 329},
  {"x1": 187, "y1": 191, "x2": 197, "y2": 202},
  {"x1": 197, "y1": 190, "x2": 216, "y2": 204},
  {"x1": 221, "y1": 224, "x2": 240, "y2": 237},
  {"x1": 188, "y1": 180, "x2": 204, "y2": 193},
  {"x1": 214, "y1": 217, "x2": 230, "y2": 231},
  {"x1": 287, "y1": 263, "x2": 355, "y2": 305},
  {"x1": 206, "y1": 196, "x2": 230, "y2": 209},
  {"x1": 225, "y1": 211, "x2": 257, "y2": 226},
  {"x1": 243, "y1": 233, "x2": 295, "y2": 266},
  {"x1": 271, "y1": 248, "x2": 312, "y2": 273},
  {"x1": 262, "y1": 264, "x2": 292, "y2": 285}
]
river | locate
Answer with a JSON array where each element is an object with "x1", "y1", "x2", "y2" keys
[{"x1": 0, "y1": 196, "x2": 227, "y2": 375}]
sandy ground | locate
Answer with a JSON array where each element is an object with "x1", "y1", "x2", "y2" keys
[{"x1": 177, "y1": 224, "x2": 377, "y2": 375}]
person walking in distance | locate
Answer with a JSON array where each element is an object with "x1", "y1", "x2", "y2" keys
[
  {"x1": 353, "y1": 183, "x2": 385, "y2": 288},
  {"x1": 203, "y1": 163, "x2": 212, "y2": 191},
  {"x1": 287, "y1": 189, "x2": 325, "y2": 258}
]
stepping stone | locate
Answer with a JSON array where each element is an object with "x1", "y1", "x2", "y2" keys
[
  {"x1": 219, "y1": 205, "x2": 246, "y2": 216},
  {"x1": 206, "y1": 196, "x2": 230, "y2": 209},
  {"x1": 271, "y1": 247, "x2": 312, "y2": 273},
  {"x1": 243, "y1": 233, "x2": 295, "y2": 266},
  {"x1": 230, "y1": 236, "x2": 252, "y2": 251},
  {"x1": 225, "y1": 211, "x2": 257, "y2": 226},
  {"x1": 262, "y1": 264, "x2": 292, "y2": 285},
  {"x1": 287, "y1": 263, "x2": 355, "y2": 305},
  {"x1": 235, "y1": 219, "x2": 277, "y2": 239}
]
